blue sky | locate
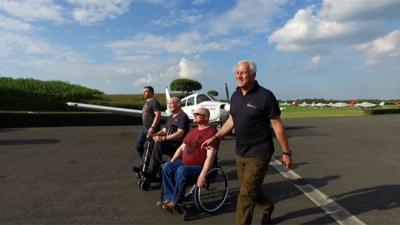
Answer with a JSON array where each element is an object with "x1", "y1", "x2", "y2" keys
[{"x1": 0, "y1": 0, "x2": 399, "y2": 100}]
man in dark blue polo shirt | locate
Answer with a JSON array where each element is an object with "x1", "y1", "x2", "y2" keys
[{"x1": 202, "y1": 60, "x2": 293, "y2": 225}]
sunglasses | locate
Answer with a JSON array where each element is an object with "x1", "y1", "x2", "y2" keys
[{"x1": 193, "y1": 112, "x2": 205, "y2": 116}]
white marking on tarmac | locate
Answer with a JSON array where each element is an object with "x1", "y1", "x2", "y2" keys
[{"x1": 270, "y1": 158, "x2": 366, "y2": 225}]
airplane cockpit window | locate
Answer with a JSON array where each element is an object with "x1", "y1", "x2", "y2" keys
[
  {"x1": 196, "y1": 94, "x2": 212, "y2": 104},
  {"x1": 187, "y1": 96, "x2": 194, "y2": 106}
]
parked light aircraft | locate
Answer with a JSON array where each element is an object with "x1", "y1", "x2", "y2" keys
[
  {"x1": 67, "y1": 88, "x2": 230, "y2": 126},
  {"x1": 329, "y1": 102, "x2": 349, "y2": 108},
  {"x1": 354, "y1": 101, "x2": 385, "y2": 108}
]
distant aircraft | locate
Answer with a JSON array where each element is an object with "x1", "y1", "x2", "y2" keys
[
  {"x1": 354, "y1": 101, "x2": 385, "y2": 108},
  {"x1": 329, "y1": 102, "x2": 349, "y2": 108},
  {"x1": 67, "y1": 88, "x2": 230, "y2": 126},
  {"x1": 279, "y1": 101, "x2": 290, "y2": 106},
  {"x1": 299, "y1": 102, "x2": 311, "y2": 107}
]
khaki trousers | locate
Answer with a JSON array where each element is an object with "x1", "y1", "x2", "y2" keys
[{"x1": 236, "y1": 155, "x2": 274, "y2": 225}]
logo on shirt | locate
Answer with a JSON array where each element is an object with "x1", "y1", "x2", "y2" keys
[{"x1": 246, "y1": 102, "x2": 257, "y2": 109}]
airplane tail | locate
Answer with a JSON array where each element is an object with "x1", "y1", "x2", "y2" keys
[
  {"x1": 379, "y1": 101, "x2": 385, "y2": 107},
  {"x1": 165, "y1": 87, "x2": 171, "y2": 115},
  {"x1": 349, "y1": 99, "x2": 357, "y2": 107},
  {"x1": 165, "y1": 87, "x2": 171, "y2": 103}
]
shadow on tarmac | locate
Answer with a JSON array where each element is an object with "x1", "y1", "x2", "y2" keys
[
  {"x1": 0, "y1": 139, "x2": 60, "y2": 145},
  {"x1": 181, "y1": 188, "x2": 239, "y2": 221},
  {"x1": 272, "y1": 180, "x2": 400, "y2": 224},
  {"x1": 0, "y1": 128, "x2": 26, "y2": 133}
]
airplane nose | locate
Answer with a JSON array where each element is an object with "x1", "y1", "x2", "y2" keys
[{"x1": 223, "y1": 104, "x2": 230, "y2": 112}]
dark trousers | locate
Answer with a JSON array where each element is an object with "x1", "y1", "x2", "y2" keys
[
  {"x1": 135, "y1": 128, "x2": 148, "y2": 159},
  {"x1": 149, "y1": 141, "x2": 180, "y2": 173},
  {"x1": 236, "y1": 154, "x2": 274, "y2": 225}
]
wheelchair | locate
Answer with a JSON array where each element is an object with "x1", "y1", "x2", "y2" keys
[
  {"x1": 136, "y1": 125, "x2": 182, "y2": 190},
  {"x1": 136, "y1": 136, "x2": 155, "y2": 190},
  {"x1": 173, "y1": 166, "x2": 229, "y2": 220}
]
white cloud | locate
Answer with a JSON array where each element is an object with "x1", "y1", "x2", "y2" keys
[
  {"x1": 269, "y1": 6, "x2": 383, "y2": 51},
  {"x1": 309, "y1": 55, "x2": 326, "y2": 72},
  {"x1": 132, "y1": 58, "x2": 202, "y2": 86},
  {"x1": 319, "y1": 0, "x2": 400, "y2": 21},
  {"x1": 311, "y1": 55, "x2": 321, "y2": 65},
  {"x1": 357, "y1": 29, "x2": 400, "y2": 64},
  {"x1": 0, "y1": 31, "x2": 53, "y2": 56},
  {"x1": 192, "y1": 0, "x2": 207, "y2": 5},
  {"x1": 0, "y1": 16, "x2": 32, "y2": 32},
  {"x1": 178, "y1": 57, "x2": 202, "y2": 79},
  {"x1": 210, "y1": 0, "x2": 288, "y2": 34},
  {"x1": 134, "y1": 73, "x2": 154, "y2": 85},
  {"x1": 67, "y1": 0, "x2": 133, "y2": 25},
  {"x1": 0, "y1": 0, "x2": 64, "y2": 22},
  {"x1": 106, "y1": 31, "x2": 245, "y2": 58},
  {"x1": 150, "y1": 9, "x2": 203, "y2": 27}
]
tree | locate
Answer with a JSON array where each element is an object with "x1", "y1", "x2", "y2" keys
[
  {"x1": 170, "y1": 78, "x2": 202, "y2": 93},
  {"x1": 207, "y1": 90, "x2": 218, "y2": 97}
]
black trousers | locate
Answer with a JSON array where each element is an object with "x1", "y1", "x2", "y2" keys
[{"x1": 149, "y1": 140, "x2": 181, "y2": 173}]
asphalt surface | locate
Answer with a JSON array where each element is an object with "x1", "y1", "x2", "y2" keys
[{"x1": 0, "y1": 114, "x2": 399, "y2": 225}]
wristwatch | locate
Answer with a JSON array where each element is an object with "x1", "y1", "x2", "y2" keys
[{"x1": 282, "y1": 150, "x2": 292, "y2": 156}]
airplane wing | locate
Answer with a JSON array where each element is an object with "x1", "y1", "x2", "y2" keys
[{"x1": 66, "y1": 102, "x2": 170, "y2": 118}]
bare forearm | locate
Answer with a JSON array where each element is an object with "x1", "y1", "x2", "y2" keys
[
  {"x1": 151, "y1": 112, "x2": 161, "y2": 128},
  {"x1": 165, "y1": 129, "x2": 185, "y2": 141},
  {"x1": 171, "y1": 144, "x2": 184, "y2": 161},
  {"x1": 215, "y1": 115, "x2": 234, "y2": 139},
  {"x1": 271, "y1": 118, "x2": 289, "y2": 151}
]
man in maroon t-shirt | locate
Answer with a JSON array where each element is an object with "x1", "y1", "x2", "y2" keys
[{"x1": 157, "y1": 107, "x2": 219, "y2": 211}]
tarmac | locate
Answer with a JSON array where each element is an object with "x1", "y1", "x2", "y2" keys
[{"x1": 0, "y1": 114, "x2": 399, "y2": 225}]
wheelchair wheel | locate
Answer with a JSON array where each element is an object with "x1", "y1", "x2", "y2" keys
[
  {"x1": 194, "y1": 167, "x2": 228, "y2": 213},
  {"x1": 138, "y1": 180, "x2": 150, "y2": 190}
]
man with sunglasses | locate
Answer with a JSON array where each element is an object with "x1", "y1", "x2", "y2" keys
[{"x1": 157, "y1": 107, "x2": 219, "y2": 211}]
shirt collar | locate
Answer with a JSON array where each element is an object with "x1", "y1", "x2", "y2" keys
[{"x1": 236, "y1": 80, "x2": 260, "y2": 96}]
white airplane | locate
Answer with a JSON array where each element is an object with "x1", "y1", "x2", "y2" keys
[
  {"x1": 299, "y1": 102, "x2": 311, "y2": 107},
  {"x1": 314, "y1": 102, "x2": 329, "y2": 108},
  {"x1": 329, "y1": 102, "x2": 349, "y2": 108},
  {"x1": 354, "y1": 101, "x2": 385, "y2": 108},
  {"x1": 66, "y1": 88, "x2": 230, "y2": 126},
  {"x1": 279, "y1": 101, "x2": 290, "y2": 106}
]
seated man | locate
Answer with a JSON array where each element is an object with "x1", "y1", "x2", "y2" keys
[
  {"x1": 136, "y1": 96, "x2": 190, "y2": 179},
  {"x1": 157, "y1": 107, "x2": 220, "y2": 210}
]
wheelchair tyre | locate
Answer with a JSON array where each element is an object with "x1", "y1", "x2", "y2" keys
[
  {"x1": 194, "y1": 167, "x2": 228, "y2": 213},
  {"x1": 138, "y1": 180, "x2": 150, "y2": 190}
]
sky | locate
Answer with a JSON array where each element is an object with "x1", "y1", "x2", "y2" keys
[{"x1": 0, "y1": 0, "x2": 399, "y2": 100}]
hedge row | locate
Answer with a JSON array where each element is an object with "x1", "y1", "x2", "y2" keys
[
  {"x1": 0, "y1": 112, "x2": 143, "y2": 128},
  {"x1": 362, "y1": 108, "x2": 400, "y2": 115},
  {"x1": 0, "y1": 77, "x2": 103, "y2": 111}
]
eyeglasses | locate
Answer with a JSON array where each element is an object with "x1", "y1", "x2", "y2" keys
[{"x1": 193, "y1": 112, "x2": 205, "y2": 116}]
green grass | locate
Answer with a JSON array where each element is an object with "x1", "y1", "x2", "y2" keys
[
  {"x1": 86, "y1": 94, "x2": 398, "y2": 119},
  {"x1": 280, "y1": 106, "x2": 364, "y2": 119},
  {"x1": 87, "y1": 93, "x2": 168, "y2": 110}
]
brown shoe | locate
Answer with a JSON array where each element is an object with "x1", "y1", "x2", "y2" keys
[
  {"x1": 162, "y1": 202, "x2": 175, "y2": 212},
  {"x1": 156, "y1": 200, "x2": 169, "y2": 207},
  {"x1": 261, "y1": 205, "x2": 275, "y2": 225}
]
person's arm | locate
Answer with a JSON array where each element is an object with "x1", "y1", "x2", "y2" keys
[
  {"x1": 164, "y1": 128, "x2": 185, "y2": 141},
  {"x1": 170, "y1": 143, "x2": 186, "y2": 162},
  {"x1": 148, "y1": 111, "x2": 161, "y2": 135},
  {"x1": 271, "y1": 116, "x2": 293, "y2": 168},
  {"x1": 197, "y1": 146, "x2": 217, "y2": 187},
  {"x1": 201, "y1": 115, "x2": 234, "y2": 149},
  {"x1": 152, "y1": 128, "x2": 166, "y2": 141}
]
